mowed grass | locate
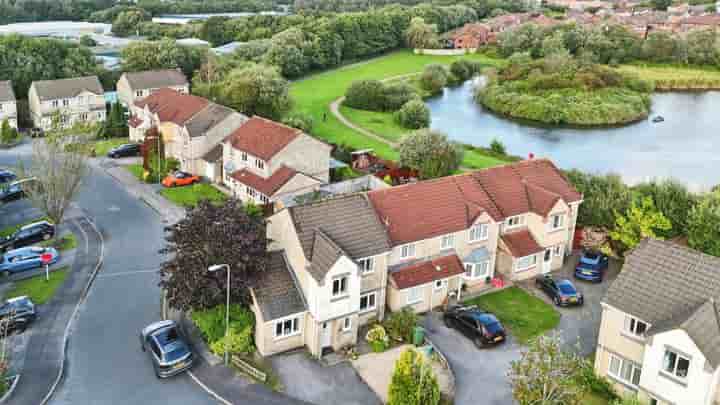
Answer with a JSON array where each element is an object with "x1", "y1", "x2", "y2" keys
[
  {"x1": 464, "y1": 287, "x2": 560, "y2": 344},
  {"x1": 618, "y1": 64, "x2": 720, "y2": 90},
  {"x1": 5, "y1": 266, "x2": 69, "y2": 304},
  {"x1": 38, "y1": 233, "x2": 78, "y2": 251},
  {"x1": 125, "y1": 163, "x2": 145, "y2": 181},
  {"x1": 93, "y1": 137, "x2": 131, "y2": 157},
  {"x1": 339, "y1": 106, "x2": 408, "y2": 143},
  {"x1": 160, "y1": 183, "x2": 228, "y2": 208},
  {"x1": 291, "y1": 50, "x2": 506, "y2": 168}
]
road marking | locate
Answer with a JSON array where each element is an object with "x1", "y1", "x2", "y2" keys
[
  {"x1": 188, "y1": 371, "x2": 233, "y2": 405},
  {"x1": 96, "y1": 269, "x2": 157, "y2": 278}
]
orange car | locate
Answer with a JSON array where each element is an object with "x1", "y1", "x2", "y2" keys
[{"x1": 162, "y1": 171, "x2": 200, "y2": 187}]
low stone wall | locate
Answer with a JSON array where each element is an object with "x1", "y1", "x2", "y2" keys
[{"x1": 414, "y1": 48, "x2": 477, "y2": 56}]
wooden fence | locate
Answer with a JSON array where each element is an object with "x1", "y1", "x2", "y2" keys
[{"x1": 231, "y1": 356, "x2": 267, "y2": 382}]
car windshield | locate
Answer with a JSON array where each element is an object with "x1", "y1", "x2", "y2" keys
[
  {"x1": 484, "y1": 321, "x2": 503, "y2": 334},
  {"x1": 583, "y1": 252, "x2": 599, "y2": 260},
  {"x1": 163, "y1": 341, "x2": 189, "y2": 362},
  {"x1": 558, "y1": 282, "x2": 576, "y2": 295}
]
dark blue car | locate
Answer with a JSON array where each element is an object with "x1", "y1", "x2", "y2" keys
[
  {"x1": 0, "y1": 170, "x2": 16, "y2": 184},
  {"x1": 574, "y1": 250, "x2": 609, "y2": 282}
]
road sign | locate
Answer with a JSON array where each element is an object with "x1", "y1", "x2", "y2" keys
[{"x1": 40, "y1": 253, "x2": 53, "y2": 265}]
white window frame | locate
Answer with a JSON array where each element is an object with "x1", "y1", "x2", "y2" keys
[
  {"x1": 246, "y1": 187, "x2": 256, "y2": 197},
  {"x1": 440, "y1": 234, "x2": 454, "y2": 250},
  {"x1": 399, "y1": 243, "x2": 416, "y2": 259},
  {"x1": 624, "y1": 315, "x2": 648, "y2": 339},
  {"x1": 515, "y1": 254, "x2": 537, "y2": 271},
  {"x1": 331, "y1": 276, "x2": 348, "y2": 298},
  {"x1": 406, "y1": 286, "x2": 422, "y2": 304},
  {"x1": 341, "y1": 317, "x2": 352, "y2": 332},
  {"x1": 241, "y1": 151, "x2": 247, "y2": 161},
  {"x1": 274, "y1": 315, "x2": 301, "y2": 340},
  {"x1": 662, "y1": 347, "x2": 690, "y2": 380},
  {"x1": 548, "y1": 213, "x2": 565, "y2": 231},
  {"x1": 464, "y1": 260, "x2": 489, "y2": 280},
  {"x1": 359, "y1": 292, "x2": 377, "y2": 313},
  {"x1": 469, "y1": 223, "x2": 489, "y2": 242},
  {"x1": 506, "y1": 215, "x2": 524, "y2": 229},
  {"x1": 608, "y1": 354, "x2": 642, "y2": 388},
  {"x1": 62, "y1": 98, "x2": 69, "y2": 107},
  {"x1": 357, "y1": 257, "x2": 375, "y2": 274},
  {"x1": 51, "y1": 100, "x2": 59, "y2": 108},
  {"x1": 259, "y1": 194, "x2": 269, "y2": 204},
  {"x1": 434, "y1": 279, "x2": 446, "y2": 291},
  {"x1": 553, "y1": 244, "x2": 562, "y2": 257},
  {"x1": 255, "y1": 159, "x2": 264, "y2": 169}
]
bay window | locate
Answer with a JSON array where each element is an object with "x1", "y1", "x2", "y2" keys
[
  {"x1": 464, "y1": 261, "x2": 489, "y2": 279},
  {"x1": 274, "y1": 316, "x2": 300, "y2": 339}
]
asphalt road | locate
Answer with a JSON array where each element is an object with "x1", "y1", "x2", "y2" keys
[{"x1": 0, "y1": 143, "x2": 216, "y2": 404}]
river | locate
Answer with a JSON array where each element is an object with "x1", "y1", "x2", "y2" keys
[{"x1": 426, "y1": 79, "x2": 720, "y2": 191}]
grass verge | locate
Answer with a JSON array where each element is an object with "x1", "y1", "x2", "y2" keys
[
  {"x1": 291, "y1": 50, "x2": 506, "y2": 168},
  {"x1": 93, "y1": 137, "x2": 130, "y2": 157},
  {"x1": 160, "y1": 183, "x2": 228, "y2": 208},
  {"x1": 0, "y1": 216, "x2": 50, "y2": 238},
  {"x1": 618, "y1": 64, "x2": 720, "y2": 90},
  {"x1": 125, "y1": 163, "x2": 145, "y2": 181},
  {"x1": 38, "y1": 233, "x2": 78, "y2": 252},
  {"x1": 5, "y1": 266, "x2": 69, "y2": 304},
  {"x1": 464, "y1": 286, "x2": 560, "y2": 344}
]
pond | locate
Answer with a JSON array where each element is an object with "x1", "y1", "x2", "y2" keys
[{"x1": 426, "y1": 79, "x2": 720, "y2": 191}]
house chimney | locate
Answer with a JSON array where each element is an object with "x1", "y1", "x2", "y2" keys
[{"x1": 435, "y1": 265, "x2": 442, "y2": 272}]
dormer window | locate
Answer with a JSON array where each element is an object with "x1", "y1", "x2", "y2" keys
[
  {"x1": 548, "y1": 214, "x2": 565, "y2": 231},
  {"x1": 255, "y1": 159, "x2": 264, "y2": 169},
  {"x1": 469, "y1": 223, "x2": 488, "y2": 242}
]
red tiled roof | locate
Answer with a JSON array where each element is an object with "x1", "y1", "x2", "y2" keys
[
  {"x1": 368, "y1": 159, "x2": 581, "y2": 245},
  {"x1": 230, "y1": 166, "x2": 297, "y2": 197},
  {"x1": 134, "y1": 88, "x2": 208, "y2": 126},
  {"x1": 502, "y1": 230, "x2": 543, "y2": 258},
  {"x1": 128, "y1": 116, "x2": 143, "y2": 128},
  {"x1": 391, "y1": 255, "x2": 465, "y2": 290},
  {"x1": 225, "y1": 116, "x2": 300, "y2": 161}
]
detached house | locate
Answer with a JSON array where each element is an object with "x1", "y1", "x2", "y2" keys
[
  {"x1": 129, "y1": 88, "x2": 247, "y2": 178},
  {"x1": 253, "y1": 194, "x2": 391, "y2": 357},
  {"x1": 0, "y1": 81, "x2": 17, "y2": 129},
  {"x1": 222, "y1": 116, "x2": 331, "y2": 206},
  {"x1": 595, "y1": 239, "x2": 720, "y2": 405},
  {"x1": 116, "y1": 69, "x2": 189, "y2": 108},
  {"x1": 28, "y1": 76, "x2": 106, "y2": 130}
]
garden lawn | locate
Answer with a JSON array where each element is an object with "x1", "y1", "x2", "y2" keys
[
  {"x1": 464, "y1": 287, "x2": 560, "y2": 344},
  {"x1": 5, "y1": 266, "x2": 69, "y2": 304},
  {"x1": 125, "y1": 163, "x2": 144, "y2": 181},
  {"x1": 291, "y1": 50, "x2": 505, "y2": 168},
  {"x1": 39, "y1": 233, "x2": 78, "y2": 251},
  {"x1": 339, "y1": 106, "x2": 407, "y2": 143},
  {"x1": 160, "y1": 183, "x2": 228, "y2": 208},
  {"x1": 93, "y1": 137, "x2": 130, "y2": 156}
]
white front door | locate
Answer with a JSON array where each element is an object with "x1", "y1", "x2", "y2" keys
[
  {"x1": 542, "y1": 248, "x2": 552, "y2": 274},
  {"x1": 320, "y1": 321, "x2": 332, "y2": 349}
]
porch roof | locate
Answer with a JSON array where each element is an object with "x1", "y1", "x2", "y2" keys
[
  {"x1": 390, "y1": 254, "x2": 465, "y2": 290},
  {"x1": 502, "y1": 230, "x2": 543, "y2": 258},
  {"x1": 464, "y1": 247, "x2": 490, "y2": 263}
]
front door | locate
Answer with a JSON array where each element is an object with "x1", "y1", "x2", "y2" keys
[
  {"x1": 542, "y1": 249, "x2": 552, "y2": 274},
  {"x1": 320, "y1": 321, "x2": 332, "y2": 349}
]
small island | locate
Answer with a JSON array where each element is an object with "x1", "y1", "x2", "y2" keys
[{"x1": 475, "y1": 53, "x2": 655, "y2": 126}]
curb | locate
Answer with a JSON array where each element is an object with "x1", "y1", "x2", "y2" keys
[
  {"x1": 0, "y1": 375, "x2": 20, "y2": 404},
  {"x1": 40, "y1": 216, "x2": 105, "y2": 405}
]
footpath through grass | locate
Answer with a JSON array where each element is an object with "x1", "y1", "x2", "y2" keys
[
  {"x1": 160, "y1": 183, "x2": 228, "y2": 208},
  {"x1": 5, "y1": 266, "x2": 69, "y2": 304},
  {"x1": 291, "y1": 50, "x2": 506, "y2": 169},
  {"x1": 464, "y1": 286, "x2": 560, "y2": 344}
]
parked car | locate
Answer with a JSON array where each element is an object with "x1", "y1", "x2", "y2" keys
[
  {"x1": 162, "y1": 171, "x2": 199, "y2": 188},
  {"x1": 535, "y1": 275, "x2": 583, "y2": 307},
  {"x1": 0, "y1": 296, "x2": 36, "y2": 335},
  {"x1": 0, "y1": 170, "x2": 15, "y2": 184},
  {"x1": 0, "y1": 178, "x2": 37, "y2": 203},
  {"x1": 28, "y1": 128, "x2": 44, "y2": 138},
  {"x1": 140, "y1": 320, "x2": 194, "y2": 378},
  {"x1": 443, "y1": 305, "x2": 506, "y2": 348},
  {"x1": 0, "y1": 246, "x2": 59, "y2": 276},
  {"x1": 574, "y1": 250, "x2": 609, "y2": 282},
  {"x1": 107, "y1": 143, "x2": 140, "y2": 158},
  {"x1": 0, "y1": 221, "x2": 55, "y2": 252}
]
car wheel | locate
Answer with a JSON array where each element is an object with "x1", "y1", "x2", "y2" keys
[
  {"x1": 474, "y1": 337, "x2": 484, "y2": 349},
  {"x1": 43, "y1": 233, "x2": 50, "y2": 241},
  {"x1": 554, "y1": 297, "x2": 561, "y2": 306},
  {"x1": 443, "y1": 317, "x2": 453, "y2": 329}
]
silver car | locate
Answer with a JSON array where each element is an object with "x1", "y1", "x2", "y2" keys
[{"x1": 139, "y1": 320, "x2": 194, "y2": 378}]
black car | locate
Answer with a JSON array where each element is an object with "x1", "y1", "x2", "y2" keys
[
  {"x1": 535, "y1": 275, "x2": 583, "y2": 306},
  {"x1": 0, "y1": 296, "x2": 37, "y2": 335},
  {"x1": 107, "y1": 143, "x2": 140, "y2": 158},
  {"x1": 443, "y1": 305, "x2": 506, "y2": 348},
  {"x1": 0, "y1": 170, "x2": 15, "y2": 184},
  {"x1": 28, "y1": 128, "x2": 44, "y2": 138},
  {"x1": 0, "y1": 221, "x2": 55, "y2": 253},
  {"x1": 140, "y1": 320, "x2": 194, "y2": 378}
]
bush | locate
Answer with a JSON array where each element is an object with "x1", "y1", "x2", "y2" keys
[
  {"x1": 419, "y1": 64, "x2": 448, "y2": 95},
  {"x1": 282, "y1": 113, "x2": 314, "y2": 132},
  {"x1": 344, "y1": 80, "x2": 386, "y2": 111},
  {"x1": 388, "y1": 348, "x2": 440, "y2": 405},
  {"x1": 191, "y1": 304, "x2": 255, "y2": 344},
  {"x1": 209, "y1": 326, "x2": 255, "y2": 356},
  {"x1": 489, "y1": 138, "x2": 506, "y2": 155},
  {"x1": 395, "y1": 99, "x2": 431, "y2": 129},
  {"x1": 450, "y1": 59, "x2": 481, "y2": 82},
  {"x1": 384, "y1": 307, "x2": 418, "y2": 343},
  {"x1": 0, "y1": 119, "x2": 20, "y2": 145},
  {"x1": 366, "y1": 324, "x2": 390, "y2": 352},
  {"x1": 382, "y1": 82, "x2": 419, "y2": 111},
  {"x1": 575, "y1": 360, "x2": 619, "y2": 402}
]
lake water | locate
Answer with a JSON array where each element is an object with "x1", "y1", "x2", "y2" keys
[{"x1": 426, "y1": 79, "x2": 720, "y2": 191}]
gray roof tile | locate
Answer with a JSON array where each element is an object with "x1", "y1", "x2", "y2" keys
[
  {"x1": 307, "y1": 230, "x2": 347, "y2": 281},
  {"x1": 123, "y1": 69, "x2": 188, "y2": 90},
  {"x1": 253, "y1": 250, "x2": 307, "y2": 321},
  {"x1": 32, "y1": 76, "x2": 103, "y2": 101},
  {"x1": 184, "y1": 103, "x2": 235, "y2": 137},
  {"x1": 0, "y1": 81, "x2": 15, "y2": 103}
]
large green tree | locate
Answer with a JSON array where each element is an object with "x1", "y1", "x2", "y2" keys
[
  {"x1": 399, "y1": 129, "x2": 463, "y2": 179},
  {"x1": 112, "y1": 8, "x2": 151, "y2": 37},
  {"x1": 159, "y1": 199, "x2": 268, "y2": 311},
  {"x1": 216, "y1": 63, "x2": 292, "y2": 120},
  {"x1": 687, "y1": 191, "x2": 720, "y2": 257},
  {"x1": 387, "y1": 348, "x2": 440, "y2": 405},
  {"x1": 404, "y1": 17, "x2": 439, "y2": 49},
  {"x1": 121, "y1": 38, "x2": 206, "y2": 79},
  {"x1": 609, "y1": 196, "x2": 672, "y2": 254}
]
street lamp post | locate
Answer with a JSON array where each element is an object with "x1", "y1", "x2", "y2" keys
[{"x1": 208, "y1": 264, "x2": 231, "y2": 366}]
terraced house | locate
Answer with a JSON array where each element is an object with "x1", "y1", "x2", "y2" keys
[
  {"x1": 596, "y1": 239, "x2": 720, "y2": 405},
  {"x1": 250, "y1": 158, "x2": 583, "y2": 357},
  {"x1": 28, "y1": 76, "x2": 106, "y2": 130},
  {"x1": 0, "y1": 81, "x2": 17, "y2": 129}
]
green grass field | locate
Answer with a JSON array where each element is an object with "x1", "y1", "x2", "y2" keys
[
  {"x1": 464, "y1": 287, "x2": 560, "y2": 344},
  {"x1": 93, "y1": 137, "x2": 130, "y2": 157},
  {"x1": 5, "y1": 266, "x2": 69, "y2": 304},
  {"x1": 619, "y1": 64, "x2": 720, "y2": 90},
  {"x1": 125, "y1": 163, "x2": 145, "y2": 181},
  {"x1": 160, "y1": 183, "x2": 228, "y2": 208},
  {"x1": 290, "y1": 50, "x2": 506, "y2": 168}
]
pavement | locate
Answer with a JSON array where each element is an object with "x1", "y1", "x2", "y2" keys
[{"x1": 270, "y1": 351, "x2": 381, "y2": 405}]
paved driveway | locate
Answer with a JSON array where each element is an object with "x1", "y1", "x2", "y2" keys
[{"x1": 270, "y1": 351, "x2": 381, "y2": 405}]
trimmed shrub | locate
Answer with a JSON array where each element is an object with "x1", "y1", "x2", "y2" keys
[
  {"x1": 282, "y1": 112, "x2": 314, "y2": 132},
  {"x1": 419, "y1": 64, "x2": 448, "y2": 95},
  {"x1": 366, "y1": 324, "x2": 389, "y2": 352},
  {"x1": 209, "y1": 326, "x2": 255, "y2": 356},
  {"x1": 384, "y1": 307, "x2": 418, "y2": 342},
  {"x1": 344, "y1": 80, "x2": 386, "y2": 111},
  {"x1": 395, "y1": 99, "x2": 430, "y2": 129},
  {"x1": 191, "y1": 304, "x2": 255, "y2": 344},
  {"x1": 382, "y1": 82, "x2": 419, "y2": 111},
  {"x1": 450, "y1": 59, "x2": 481, "y2": 82},
  {"x1": 388, "y1": 348, "x2": 440, "y2": 405}
]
